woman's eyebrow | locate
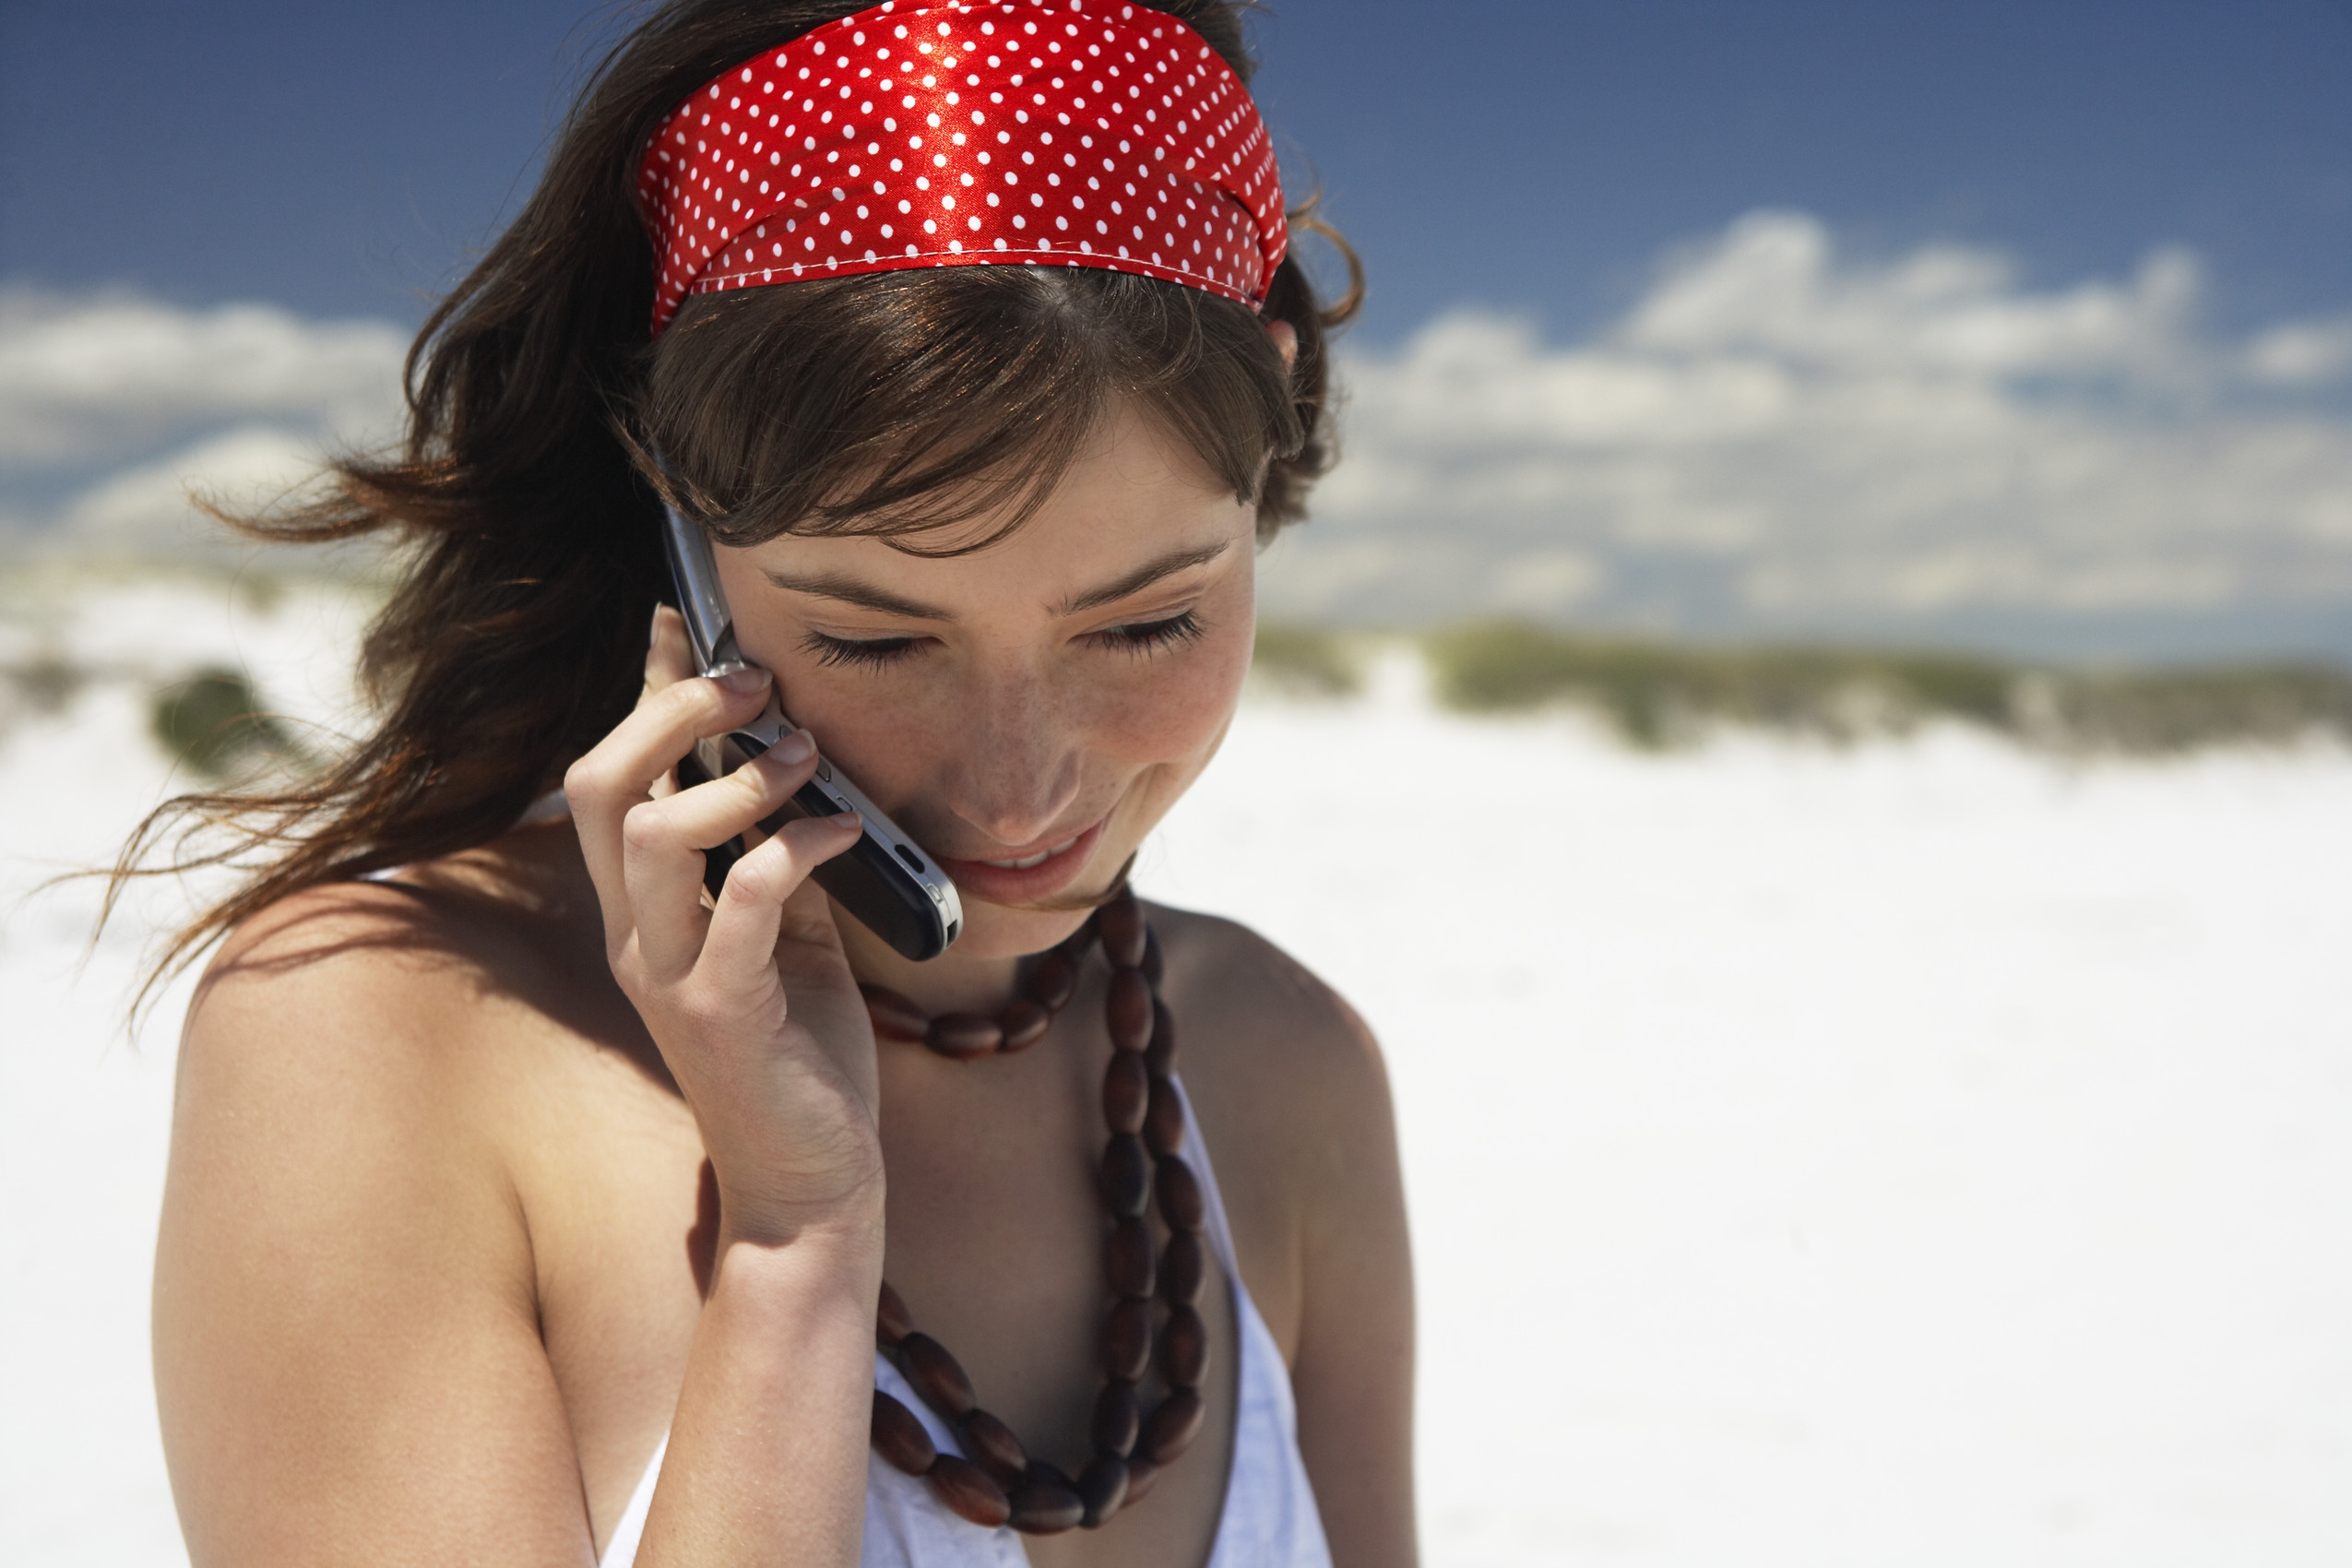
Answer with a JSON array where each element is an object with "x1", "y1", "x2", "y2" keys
[
  {"x1": 759, "y1": 570, "x2": 950, "y2": 620},
  {"x1": 1057, "y1": 540, "x2": 1233, "y2": 615},
  {"x1": 760, "y1": 539, "x2": 1232, "y2": 622}
]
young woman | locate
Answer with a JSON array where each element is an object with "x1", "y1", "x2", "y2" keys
[{"x1": 138, "y1": 2, "x2": 1412, "y2": 1563}]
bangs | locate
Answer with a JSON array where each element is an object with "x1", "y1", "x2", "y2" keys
[{"x1": 636, "y1": 267, "x2": 1301, "y2": 556}]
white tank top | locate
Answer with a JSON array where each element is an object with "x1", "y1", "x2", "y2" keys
[{"x1": 596, "y1": 1078, "x2": 1333, "y2": 1568}]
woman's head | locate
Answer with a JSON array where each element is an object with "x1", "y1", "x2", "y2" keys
[
  {"x1": 711, "y1": 376, "x2": 1277, "y2": 965},
  {"x1": 643, "y1": 272, "x2": 1297, "y2": 961},
  {"x1": 120, "y1": 0, "x2": 1356, "y2": 986}
]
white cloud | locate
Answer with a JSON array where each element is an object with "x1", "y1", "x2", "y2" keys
[
  {"x1": 2243, "y1": 316, "x2": 2352, "y2": 388},
  {"x1": 0, "y1": 287, "x2": 406, "y2": 466},
  {"x1": 0, "y1": 288, "x2": 407, "y2": 564},
  {"x1": 1621, "y1": 215, "x2": 2207, "y2": 382},
  {"x1": 49, "y1": 425, "x2": 334, "y2": 560},
  {"x1": 9, "y1": 244, "x2": 2352, "y2": 652},
  {"x1": 1264, "y1": 211, "x2": 2352, "y2": 648}
]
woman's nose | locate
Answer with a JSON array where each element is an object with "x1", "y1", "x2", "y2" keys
[{"x1": 936, "y1": 669, "x2": 1085, "y2": 848}]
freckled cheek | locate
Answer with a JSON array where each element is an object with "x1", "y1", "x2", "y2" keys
[
  {"x1": 754, "y1": 616, "x2": 1252, "y2": 812},
  {"x1": 774, "y1": 672, "x2": 938, "y2": 792},
  {"x1": 1092, "y1": 624, "x2": 1253, "y2": 774}
]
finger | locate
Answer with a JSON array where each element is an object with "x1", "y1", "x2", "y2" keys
[
  {"x1": 645, "y1": 608, "x2": 699, "y2": 799},
  {"x1": 565, "y1": 667, "x2": 774, "y2": 947},
  {"x1": 622, "y1": 735, "x2": 823, "y2": 979},
  {"x1": 696, "y1": 811, "x2": 862, "y2": 1004},
  {"x1": 647, "y1": 604, "x2": 697, "y2": 690}
]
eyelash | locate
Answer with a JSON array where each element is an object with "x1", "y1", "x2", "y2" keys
[
  {"x1": 802, "y1": 611, "x2": 1205, "y2": 670},
  {"x1": 802, "y1": 633, "x2": 920, "y2": 670},
  {"x1": 1102, "y1": 608, "x2": 1206, "y2": 658}
]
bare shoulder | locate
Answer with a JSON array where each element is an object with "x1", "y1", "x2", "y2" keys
[
  {"x1": 197, "y1": 873, "x2": 493, "y2": 1040},
  {"x1": 1139, "y1": 901, "x2": 1400, "y2": 1346},
  {"x1": 171, "y1": 861, "x2": 563, "y2": 1246},
  {"x1": 184, "y1": 826, "x2": 621, "y2": 1099},
  {"x1": 1144, "y1": 900, "x2": 1384, "y2": 1091},
  {"x1": 167, "y1": 830, "x2": 633, "y2": 1279},
  {"x1": 181, "y1": 878, "x2": 480, "y2": 1129}
]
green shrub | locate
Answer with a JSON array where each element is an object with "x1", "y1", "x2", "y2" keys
[
  {"x1": 149, "y1": 669, "x2": 304, "y2": 778},
  {"x1": 1420, "y1": 621, "x2": 2352, "y2": 753},
  {"x1": 1252, "y1": 623, "x2": 1362, "y2": 698}
]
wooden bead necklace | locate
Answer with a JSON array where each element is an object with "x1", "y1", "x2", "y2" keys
[{"x1": 857, "y1": 887, "x2": 1210, "y2": 1535}]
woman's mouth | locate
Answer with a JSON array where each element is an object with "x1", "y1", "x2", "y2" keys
[
  {"x1": 980, "y1": 834, "x2": 1082, "y2": 871},
  {"x1": 933, "y1": 818, "x2": 1108, "y2": 905}
]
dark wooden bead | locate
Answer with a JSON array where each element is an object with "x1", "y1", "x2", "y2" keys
[
  {"x1": 1099, "y1": 1134, "x2": 1151, "y2": 1218},
  {"x1": 1158, "y1": 1228, "x2": 1206, "y2": 1308},
  {"x1": 1144, "y1": 998, "x2": 1177, "y2": 1075},
  {"x1": 1161, "y1": 1302, "x2": 1209, "y2": 1389},
  {"x1": 927, "y1": 1012, "x2": 1004, "y2": 1059},
  {"x1": 1105, "y1": 1215, "x2": 1155, "y2": 1300},
  {"x1": 1098, "y1": 891, "x2": 1147, "y2": 970},
  {"x1": 1143, "y1": 1073, "x2": 1184, "y2": 1156},
  {"x1": 1022, "y1": 948, "x2": 1078, "y2": 1011},
  {"x1": 861, "y1": 983, "x2": 931, "y2": 1042},
  {"x1": 1078, "y1": 1455, "x2": 1131, "y2": 1528},
  {"x1": 1008, "y1": 1480, "x2": 1085, "y2": 1534},
  {"x1": 877, "y1": 1279, "x2": 914, "y2": 1347},
  {"x1": 1091, "y1": 1379, "x2": 1140, "y2": 1456},
  {"x1": 926, "y1": 1453, "x2": 1012, "y2": 1528},
  {"x1": 1102, "y1": 1051, "x2": 1149, "y2": 1134},
  {"x1": 1141, "y1": 1388, "x2": 1206, "y2": 1465},
  {"x1": 1105, "y1": 969, "x2": 1153, "y2": 1052},
  {"x1": 871, "y1": 1390, "x2": 936, "y2": 1474},
  {"x1": 961, "y1": 1408, "x2": 1028, "y2": 1488},
  {"x1": 997, "y1": 998, "x2": 1052, "y2": 1052},
  {"x1": 1157, "y1": 1153, "x2": 1206, "y2": 1232},
  {"x1": 861, "y1": 892, "x2": 1234, "y2": 1523},
  {"x1": 1024, "y1": 1458, "x2": 1076, "y2": 1492},
  {"x1": 897, "y1": 1332, "x2": 977, "y2": 1417},
  {"x1": 1101, "y1": 1297, "x2": 1152, "y2": 1383}
]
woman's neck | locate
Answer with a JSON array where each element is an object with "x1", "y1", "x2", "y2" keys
[{"x1": 835, "y1": 903, "x2": 1066, "y2": 1016}]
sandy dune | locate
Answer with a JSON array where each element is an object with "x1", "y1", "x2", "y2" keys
[{"x1": 5, "y1": 582, "x2": 2347, "y2": 1565}]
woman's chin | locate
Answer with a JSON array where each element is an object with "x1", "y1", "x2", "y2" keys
[{"x1": 945, "y1": 893, "x2": 1105, "y2": 962}]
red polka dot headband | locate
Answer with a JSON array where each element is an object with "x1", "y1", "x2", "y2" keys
[{"x1": 638, "y1": 0, "x2": 1289, "y2": 338}]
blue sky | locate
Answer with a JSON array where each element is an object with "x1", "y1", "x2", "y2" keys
[
  {"x1": 5, "y1": 0, "x2": 2346, "y2": 339},
  {"x1": 5, "y1": 1, "x2": 2351, "y2": 657}
]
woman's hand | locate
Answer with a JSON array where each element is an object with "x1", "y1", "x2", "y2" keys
[{"x1": 565, "y1": 607, "x2": 883, "y2": 1246}]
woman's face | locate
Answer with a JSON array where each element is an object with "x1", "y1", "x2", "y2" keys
[{"x1": 714, "y1": 399, "x2": 1259, "y2": 965}]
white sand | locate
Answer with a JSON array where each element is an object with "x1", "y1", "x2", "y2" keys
[{"x1": 5, "y1": 584, "x2": 2348, "y2": 1565}]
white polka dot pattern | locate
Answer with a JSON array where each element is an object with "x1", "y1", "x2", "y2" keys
[{"x1": 637, "y1": 0, "x2": 1287, "y2": 337}]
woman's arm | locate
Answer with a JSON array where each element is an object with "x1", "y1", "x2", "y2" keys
[
  {"x1": 156, "y1": 897, "x2": 615, "y2": 1566},
  {"x1": 1289, "y1": 997, "x2": 1418, "y2": 1568},
  {"x1": 561, "y1": 624, "x2": 885, "y2": 1567},
  {"x1": 157, "y1": 617, "x2": 889, "y2": 1566}
]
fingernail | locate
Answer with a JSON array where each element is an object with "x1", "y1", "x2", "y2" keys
[
  {"x1": 716, "y1": 667, "x2": 771, "y2": 695},
  {"x1": 770, "y1": 728, "x2": 815, "y2": 765}
]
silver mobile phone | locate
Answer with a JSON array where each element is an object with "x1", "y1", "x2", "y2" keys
[{"x1": 659, "y1": 502, "x2": 962, "y2": 961}]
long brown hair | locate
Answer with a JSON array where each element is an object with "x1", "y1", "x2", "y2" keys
[{"x1": 108, "y1": 0, "x2": 1359, "y2": 1006}]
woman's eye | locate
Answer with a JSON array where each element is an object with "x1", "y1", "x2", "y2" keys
[
  {"x1": 1095, "y1": 610, "x2": 1204, "y2": 656},
  {"x1": 802, "y1": 632, "x2": 921, "y2": 669}
]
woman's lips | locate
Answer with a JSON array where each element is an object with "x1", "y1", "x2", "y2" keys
[
  {"x1": 980, "y1": 834, "x2": 1082, "y2": 872},
  {"x1": 932, "y1": 817, "x2": 1107, "y2": 906}
]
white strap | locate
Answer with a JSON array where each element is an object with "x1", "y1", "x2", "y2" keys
[{"x1": 1168, "y1": 1075, "x2": 1243, "y2": 1287}]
